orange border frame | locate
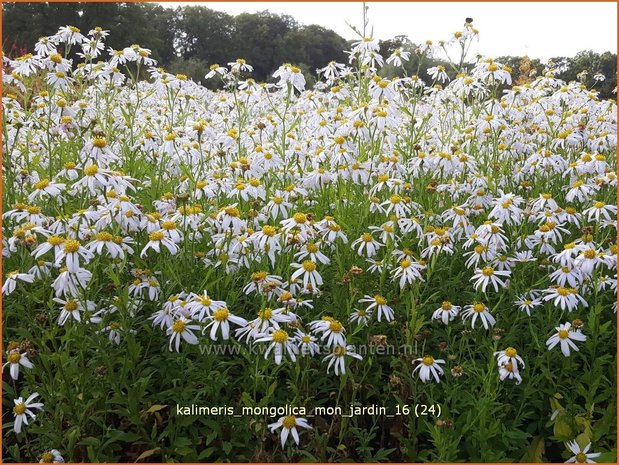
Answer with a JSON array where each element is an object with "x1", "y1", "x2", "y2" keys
[{"x1": 0, "y1": 1, "x2": 617, "y2": 464}]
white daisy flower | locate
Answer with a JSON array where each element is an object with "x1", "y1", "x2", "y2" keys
[
  {"x1": 4, "y1": 350, "x2": 34, "y2": 380},
  {"x1": 268, "y1": 415, "x2": 312, "y2": 447},
  {"x1": 323, "y1": 344, "x2": 362, "y2": 375},
  {"x1": 432, "y1": 301, "x2": 461, "y2": 325},
  {"x1": 546, "y1": 322, "x2": 586, "y2": 357},
  {"x1": 358, "y1": 295, "x2": 395, "y2": 322},
  {"x1": 39, "y1": 449, "x2": 65, "y2": 463},
  {"x1": 565, "y1": 440, "x2": 601, "y2": 463},
  {"x1": 412, "y1": 356, "x2": 445, "y2": 383},
  {"x1": 203, "y1": 307, "x2": 247, "y2": 341},
  {"x1": 12, "y1": 392, "x2": 44, "y2": 434},
  {"x1": 2, "y1": 271, "x2": 34, "y2": 295},
  {"x1": 471, "y1": 266, "x2": 511, "y2": 292},
  {"x1": 255, "y1": 328, "x2": 298, "y2": 365},
  {"x1": 462, "y1": 302, "x2": 496, "y2": 329}
]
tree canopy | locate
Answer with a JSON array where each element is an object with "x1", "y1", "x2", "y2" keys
[{"x1": 3, "y1": 2, "x2": 616, "y2": 97}]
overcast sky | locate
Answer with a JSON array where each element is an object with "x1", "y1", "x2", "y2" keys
[{"x1": 159, "y1": 1, "x2": 617, "y2": 61}]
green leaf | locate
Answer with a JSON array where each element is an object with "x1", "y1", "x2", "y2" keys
[
  {"x1": 78, "y1": 437, "x2": 101, "y2": 447},
  {"x1": 575, "y1": 433, "x2": 591, "y2": 450},
  {"x1": 145, "y1": 404, "x2": 168, "y2": 414},
  {"x1": 520, "y1": 436, "x2": 545, "y2": 463},
  {"x1": 104, "y1": 430, "x2": 143, "y2": 444},
  {"x1": 553, "y1": 418, "x2": 573, "y2": 439},
  {"x1": 135, "y1": 447, "x2": 160, "y2": 462}
]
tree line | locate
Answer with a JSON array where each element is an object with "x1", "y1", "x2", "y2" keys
[
  {"x1": 2, "y1": 2, "x2": 347, "y2": 86},
  {"x1": 3, "y1": 2, "x2": 616, "y2": 97}
]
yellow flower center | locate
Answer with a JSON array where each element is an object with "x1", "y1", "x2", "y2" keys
[
  {"x1": 13, "y1": 403, "x2": 27, "y2": 415},
  {"x1": 96, "y1": 231, "x2": 113, "y2": 242},
  {"x1": 40, "y1": 452, "x2": 55, "y2": 463},
  {"x1": 583, "y1": 249, "x2": 596, "y2": 259},
  {"x1": 149, "y1": 231, "x2": 165, "y2": 242},
  {"x1": 441, "y1": 301, "x2": 452, "y2": 310},
  {"x1": 302, "y1": 260, "x2": 316, "y2": 272},
  {"x1": 272, "y1": 329, "x2": 288, "y2": 343},
  {"x1": 224, "y1": 207, "x2": 239, "y2": 217},
  {"x1": 422, "y1": 356, "x2": 434, "y2": 366},
  {"x1": 360, "y1": 233, "x2": 372, "y2": 242},
  {"x1": 374, "y1": 295, "x2": 387, "y2": 305},
  {"x1": 282, "y1": 415, "x2": 297, "y2": 429},
  {"x1": 262, "y1": 225, "x2": 276, "y2": 237},
  {"x1": 213, "y1": 308, "x2": 229, "y2": 321},
  {"x1": 172, "y1": 319, "x2": 186, "y2": 333},
  {"x1": 334, "y1": 345, "x2": 347, "y2": 356},
  {"x1": 575, "y1": 452, "x2": 587, "y2": 463},
  {"x1": 481, "y1": 267, "x2": 494, "y2": 277},
  {"x1": 65, "y1": 300, "x2": 78, "y2": 312},
  {"x1": 259, "y1": 308, "x2": 273, "y2": 320},
  {"x1": 92, "y1": 136, "x2": 107, "y2": 148},
  {"x1": 8, "y1": 352, "x2": 21, "y2": 364},
  {"x1": 329, "y1": 321, "x2": 343, "y2": 333},
  {"x1": 557, "y1": 287, "x2": 569, "y2": 296},
  {"x1": 35, "y1": 179, "x2": 50, "y2": 190},
  {"x1": 505, "y1": 347, "x2": 517, "y2": 358},
  {"x1": 473, "y1": 303, "x2": 485, "y2": 313},
  {"x1": 63, "y1": 239, "x2": 80, "y2": 253},
  {"x1": 558, "y1": 329, "x2": 569, "y2": 339},
  {"x1": 293, "y1": 212, "x2": 307, "y2": 224},
  {"x1": 473, "y1": 245, "x2": 486, "y2": 255},
  {"x1": 328, "y1": 223, "x2": 341, "y2": 232},
  {"x1": 48, "y1": 235, "x2": 65, "y2": 246},
  {"x1": 84, "y1": 165, "x2": 99, "y2": 176}
]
